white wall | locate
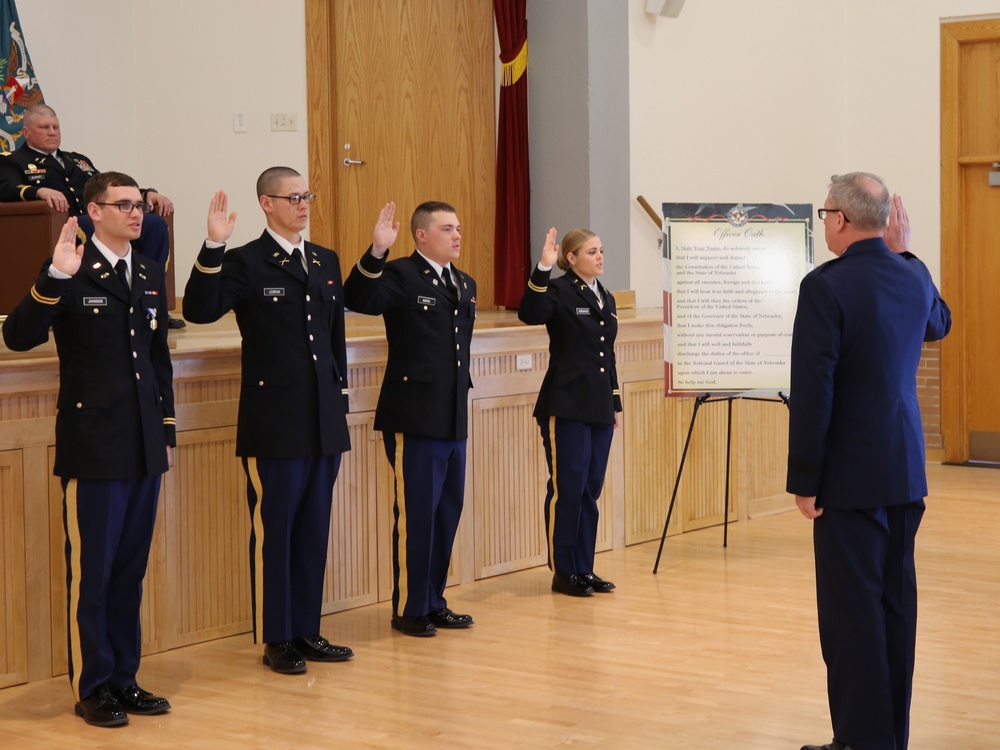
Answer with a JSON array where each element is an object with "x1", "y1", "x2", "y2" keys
[
  {"x1": 628, "y1": 0, "x2": 1000, "y2": 307},
  {"x1": 16, "y1": 0, "x2": 309, "y2": 290}
]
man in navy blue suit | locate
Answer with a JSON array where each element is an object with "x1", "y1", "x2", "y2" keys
[{"x1": 788, "y1": 173, "x2": 951, "y2": 750}]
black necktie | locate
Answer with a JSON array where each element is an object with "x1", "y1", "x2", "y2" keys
[
  {"x1": 290, "y1": 247, "x2": 306, "y2": 281},
  {"x1": 115, "y1": 258, "x2": 130, "y2": 293},
  {"x1": 442, "y1": 267, "x2": 457, "y2": 297}
]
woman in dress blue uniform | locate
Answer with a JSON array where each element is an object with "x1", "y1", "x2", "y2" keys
[{"x1": 518, "y1": 228, "x2": 622, "y2": 597}]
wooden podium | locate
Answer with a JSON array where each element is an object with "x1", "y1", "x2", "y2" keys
[{"x1": 0, "y1": 202, "x2": 176, "y2": 316}]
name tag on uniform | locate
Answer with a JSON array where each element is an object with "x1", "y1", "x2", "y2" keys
[
  {"x1": 83, "y1": 297, "x2": 108, "y2": 307},
  {"x1": 264, "y1": 287, "x2": 285, "y2": 296},
  {"x1": 417, "y1": 296, "x2": 436, "y2": 306},
  {"x1": 576, "y1": 307, "x2": 591, "y2": 315}
]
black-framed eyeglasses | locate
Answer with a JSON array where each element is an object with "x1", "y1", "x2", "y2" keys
[
  {"x1": 817, "y1": 208, "x2": 850, "y2": 223},
  {"x1": 265, "y1": 193, "x2": 316, "y2": 205},
  {"x1": 94, "y1": 201, "x2": 153, "y2": 214}
]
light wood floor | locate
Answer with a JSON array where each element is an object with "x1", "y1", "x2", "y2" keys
[{"x1": 1, "y1": 463, "x2": 997, "y2": 749}]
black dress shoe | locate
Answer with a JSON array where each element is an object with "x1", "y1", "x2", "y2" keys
[
  {"x1": 293, "y1": 635, "x2": 354, "y2": 662},
  {"x1": 111, "y1": 683, "x2": 171, "y2": 715},
  {"x1": 75, "y1": 684, "x2": 128, "y2": 727},
  {"x1": 263, "y1": 641, "x2": 307, "y2": 674},
  {"x1": 167, "y1": 315, "x2": 186, "y2": 329},
  {"x1": 580, "y1": 573, "x2": 616, "y2": 593},
  {"x1": 428, "y1": 608, "x2": 474, "y2": 629},
  {"x1": 552, "y1": 572, "x2": 594, "y2": 597},
  {"x1": 391, "y1": 615, "x2": 437, "y2": 637},
  {"x1": 801, "y1": 741, "x2": 853, "y2": 750}
]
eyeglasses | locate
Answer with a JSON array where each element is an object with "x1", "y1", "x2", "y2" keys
[
  {"x1": 94, "y1": 201, "x2": 153, "y2": 214},
  {"x1": 817, "y1": 208, "x2": 850, "y2": 223},
  {"x1": 265, "y1": 193, "x2": 316, "y2": 205}
]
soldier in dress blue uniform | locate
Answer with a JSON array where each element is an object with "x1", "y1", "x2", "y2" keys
[
  {"x1": 344, "y1": 201, "x2": 477, "y2": 637},
  {"x1": 183, "y1": 167, "x2": 357, "y2": 675},
  {"x1": 2, "y1": 172, "x2": 175, "y2": 727},
  {"x1": 0, "y1": 104, "x2": 184, "y2": 328},
  {"x1": 518, "y1": 228, "x2": 622, "y2": 597}
]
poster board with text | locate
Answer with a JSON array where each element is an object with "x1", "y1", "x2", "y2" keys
[{"x1": 662, "y1": 202, "x2": 813, "y2": 396}]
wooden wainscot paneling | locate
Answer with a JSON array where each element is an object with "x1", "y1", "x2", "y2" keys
[
  {"x1": 623, "y1": 382, "x2": 684, "y2": 544},
  {"x1": 679, "y1": 398, "x2": 733, "y2": 533},
  {"x1": 323, "y1": 413, "x2": 380, "y2": 613},
  {"x1": 735, "y1": 398, "x2": 792, "y2": 518},
  {"x1": 622, "y1": 385, "x2": 737, "y2": 545},
  {"x1": 0, "y1": 450, "x2": 28, "y2": 688},
  {"x1": 163, "y1": 427, "x2": 250, "y2": 649},
  {"x1": 471, "y1": 393, "x2": 549, "y2": 578}
]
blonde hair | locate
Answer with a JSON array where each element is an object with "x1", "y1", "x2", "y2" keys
[{"x1": 557, "y1": 228, "x2": 597, "y2": 272}]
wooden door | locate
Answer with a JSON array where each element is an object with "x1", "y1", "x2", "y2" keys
[
  {"x1": 306, "y1": 0, "x2": 496, "y2": 309},
  {"x1": 941, "y1": 20, "x2": 1000, "y2": 463}
]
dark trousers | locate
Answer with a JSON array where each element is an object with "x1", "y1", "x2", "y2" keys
[
  {"x1": 383, "y1": 432, "x2": 466, "y2": 618},
  {"x1": 77, "y1": 212, "x2": 169, "y2": 268},
  {"x1": 538, "y1": 416, "x2": 613, "y2": 576},
  {"x1": 242, "y1": 454, "x2": 341, "y2": 644},
  {"x1": 814, "y1": 500, "x2": 925, "y2": 750},
  {"x1": 62, "y1": 475, "x2": 161, "y2": 702}
]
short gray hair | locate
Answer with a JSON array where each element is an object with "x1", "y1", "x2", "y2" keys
[
  {"x1": 827, "y1": 172, "x2": 890, "y2": 231},
  {"x1": 23, "y1": 103, "x2": 58, "y2": 128}
]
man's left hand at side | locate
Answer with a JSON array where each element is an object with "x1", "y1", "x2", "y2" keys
[{"x1": 796, "y1": 495, "x2": 823, "y2": 519}]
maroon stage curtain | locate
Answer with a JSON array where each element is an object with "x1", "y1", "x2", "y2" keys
[{"x1": 493, "y1": 0, "x2": 530, "y2": 309}]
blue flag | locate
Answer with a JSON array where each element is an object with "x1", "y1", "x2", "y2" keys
[{"x1": 1, "y1": 0, "x2": 44, "y2": 152}]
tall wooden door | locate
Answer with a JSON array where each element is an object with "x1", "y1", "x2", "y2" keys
[
  {"x1": 941, "y1": 19, "x2": 1000, "y2": 463},
  {"x1": 306, "y1": 0, "x2": 496, "y2": 309}
]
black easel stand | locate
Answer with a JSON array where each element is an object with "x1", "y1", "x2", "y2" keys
[{"x1": 652, "y1": 392, "x2": 789, "y2": 573}]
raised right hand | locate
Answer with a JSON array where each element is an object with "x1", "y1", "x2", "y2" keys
[
  {"x1": 51, "y1": 217, "x2": 84, "y2": 276},
  {"x1": 207, "y1": 190, "x2": 237, "y2": 244},
  {"x1": 540, "y1": 227, "x2": 559, "y2": 268},
  {"x1": 372, "y1": 201, "x2": 400, "y2": 258}
]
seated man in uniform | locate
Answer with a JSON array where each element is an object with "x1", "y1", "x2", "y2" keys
[{"x1": 0, "y1": 103, "x2": 184, "y2": 327}]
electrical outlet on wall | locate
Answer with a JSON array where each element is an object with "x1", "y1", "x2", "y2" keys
[{"x1": 270, "y1": 113, "x2": 297, "y2": 131}]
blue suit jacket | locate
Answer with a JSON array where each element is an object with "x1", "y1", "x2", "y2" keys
[
  {"x1": 786, "y1": 238, "x2": 951, "y2": 509},
  {"x1": 183, "y1": 232, "x2": 351, "y2": 458},
  {"x1": 518, "y1": 266, "x2": 622, "y2": 425},
  {"x1": 2, "y1": 242, "x2": 175, "y2": 479},
  {"x1": 343, "y1": 247, "x2": 476, "y2": 441}
]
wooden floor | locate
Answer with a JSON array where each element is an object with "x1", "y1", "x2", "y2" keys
[{"x1": 1, "y1": 463, "x2": 997, "y2": 749}]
